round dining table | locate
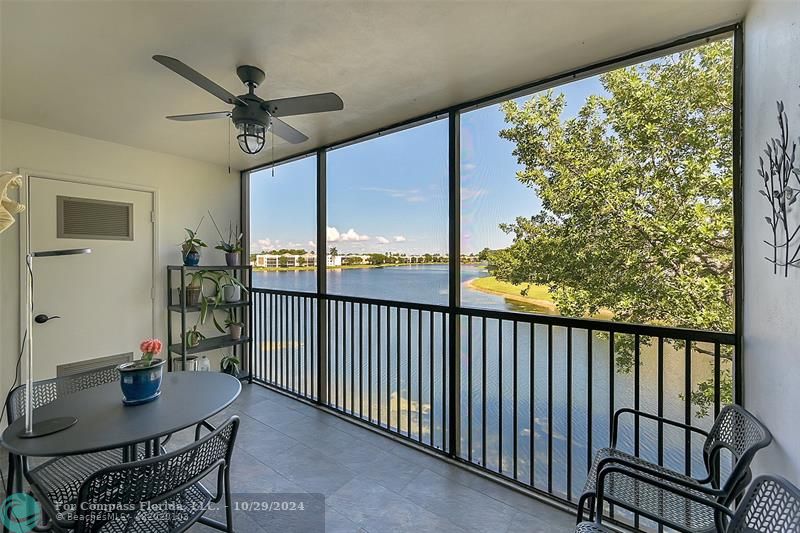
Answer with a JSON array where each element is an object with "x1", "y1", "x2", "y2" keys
[{"x1": 1, "y1": 371, "x2": 241, "y2": 493}]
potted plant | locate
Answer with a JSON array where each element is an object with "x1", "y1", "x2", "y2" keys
[
  {"x1": 180, "y1": 217, "x2": 206, "y2": 266},
  {"x1": 209, "y1": 212, "x2": 243, "y2": 266},
  {"x1": 184, "y1": 325, "x2": 206, "y2": 348},
  {"x1": 220, "y1": 355, "x2": 240, "y2": 376},
  {"x1": 117, "y1": 338, "x2": 166, "y2": 405},
  {"x1": 214, "y1": 270, "x2": 249, "y2": 303},
  {"x1": 183, "y1": 270, "x2": 206, "y2": 306},
  {"x1": 225, "y1": 311, "x2": 243, "y2": 340}
]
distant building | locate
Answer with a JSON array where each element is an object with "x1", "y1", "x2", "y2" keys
[{"x1": 255, "y1": 252, "x2": 340, "y2": 267}]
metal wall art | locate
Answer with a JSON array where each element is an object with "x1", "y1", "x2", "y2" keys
[{"x1": 759, "y1": 101, "x2": 800, "y2": 276}]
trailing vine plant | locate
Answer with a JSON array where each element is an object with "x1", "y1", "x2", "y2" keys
[{"x1": 759, "y1": 101, "x2": 800, "y2": 276}]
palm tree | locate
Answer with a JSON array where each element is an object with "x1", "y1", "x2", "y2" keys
[{"x1": 329, "y1": 246, "x2": 338, "y2": 257}]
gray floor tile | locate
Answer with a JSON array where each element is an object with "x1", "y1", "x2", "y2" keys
[
  {"x1": 329, "y1": 477, "x2": 468, "y2": 533},
  {"x1": 264, "y1": 442, "x2": 357, "y2": 495},
  {"x1": 401, "y1": 469, "x2": 519, "y2": 532}
]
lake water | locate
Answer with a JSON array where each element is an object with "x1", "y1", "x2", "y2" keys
[{"x1": 252, "y1": 265, "x2": 728, "y2": 500}]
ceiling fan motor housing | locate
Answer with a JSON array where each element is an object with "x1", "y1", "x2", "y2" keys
[{"x1": 231, "y1": 94, "x2": 270, "y2": 129}]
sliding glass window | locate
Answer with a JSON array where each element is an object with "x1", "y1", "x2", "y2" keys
[
  {"x1": 249, "y1": 154, "x2": 318, "y2": 293},
  {"x1": 326, "y1": 118, "x2": 449, "y2": 305}
]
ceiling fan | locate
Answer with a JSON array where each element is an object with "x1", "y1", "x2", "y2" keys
[{"x1": 153, "y1": 55, "x2": 343, "y2": 155}]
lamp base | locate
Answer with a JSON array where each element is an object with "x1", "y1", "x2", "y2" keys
[{"x1": 18, "y1": 416, "x2": 78, "y2": 438}]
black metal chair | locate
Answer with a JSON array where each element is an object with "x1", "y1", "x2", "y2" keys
[
  {"x1": 29, "y1": 416, "x2": 240, "y2": 533},
  {"x1": 576, "y1": 404, "x2": 772, "y2": 533},
  {"x1": 5, "y1": 366, "x2": 123, "y2": 503},
  {"x1": 576, "y1": 475, "x2": 800, "y2": 533}
]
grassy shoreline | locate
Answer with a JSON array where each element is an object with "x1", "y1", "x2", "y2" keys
[{"x1": 466, "y1": 277, "x2": 559, "y2": 313}]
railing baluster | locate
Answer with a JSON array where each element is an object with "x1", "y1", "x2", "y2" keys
[
  {"x1": 587, "y1": 328, "x2": 593, "y2": 490},
  {"x1": 441, "y1": 311, "x2": 446, "y2": 451},
  {"x1": 387, "y1": 306, "x2": 392, "y2": 430},
  {"x1": 468, "y1": 316, "x2": 473, "y2": 463},
  {"x1": 513, "y1": 320, "x2": 518, "y2": 481},
  {"x1": 685, "y1": 340, "x2": 692, "y2": 477},
  {"x1": 418, "y1": 309, "x2": 423, "y2": 442},
  {"x1": 368, "y1": 304, "x2": 373, "y2": 423},
  {"x1": 377, "y1": 305, "x2": 382, "y2": 426},
  {"x1": 530, "y1": 322, "x2": 536, "y2": 487},
  {"x1": 499, "y1": 318, "x2": 503, "y2": 474},
  {"x1": 397, "y1": 306, "x2": 401, "y2": 434},
  {"x1": 566, "y1": 327, "x2": 572, "y2": 501},
  {"x1": 351, "y1": 301, "x2": 355, "y2": 414},
  {"x1": 407, "y1": 308, "x2": 412, "y2": 437},
  {"x1": 429, "y1": 310, "x2": 434, "y2": 447},
  {"x1": 547, "y1": 323, "x2": 553, "y2": 494},
  {"x1": 482, "y1": 316, "x2": 487, "y2": 468}
]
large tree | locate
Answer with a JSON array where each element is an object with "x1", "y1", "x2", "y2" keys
[{"x1": 489, "y1": 40, "x2": 734, "y2": 412}]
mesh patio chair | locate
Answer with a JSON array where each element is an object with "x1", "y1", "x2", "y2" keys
[
  {"x1": 29, "y1": 416, "x2": 240, "y2": 533},
  {"x1": 576, "y1": 405, "x2": 772, "y2": 533},
  {"x1": 4, "y1": 366, "x2": 127, "y2": 507},
  {"x1": 575, "y1": 475, "x2": 800, "y2": 533}
]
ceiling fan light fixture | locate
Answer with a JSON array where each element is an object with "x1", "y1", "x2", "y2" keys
[{"x1": 236, "y1": 121, "x2": 267, "y2": 155}]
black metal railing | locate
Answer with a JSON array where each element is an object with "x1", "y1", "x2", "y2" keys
[{"x1": 250, "y1": 288, "x2": 736, "y2": 515}]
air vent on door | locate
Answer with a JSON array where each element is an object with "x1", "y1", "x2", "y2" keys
[{"x1": 57, "y1": 196, "x2": 133, "y2": 240}]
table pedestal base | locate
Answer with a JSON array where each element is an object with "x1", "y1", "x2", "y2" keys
[{"x1": 18, "y1": 416, "x2": 78, "y2": 438}]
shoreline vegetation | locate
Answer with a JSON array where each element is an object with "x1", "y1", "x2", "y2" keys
[
  {"x1": 467, "y1": 276, "x2": 614, "y2": 320},
  {"x1": 252, "y1": 262, "x2": 480, "y2": 272}
]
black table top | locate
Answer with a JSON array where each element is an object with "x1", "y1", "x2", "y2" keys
[{"x1": 1, "y1": 372, "x2": 241, "y2": 457}]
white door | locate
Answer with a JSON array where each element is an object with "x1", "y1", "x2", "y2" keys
[{"x1": 26, "y1": 176, "x2": 155, "y2": 379}]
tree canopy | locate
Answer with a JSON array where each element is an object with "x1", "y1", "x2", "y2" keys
[
  {"x1": 491, "y1": 40, "x2": 733, "y2": 332},
  {"x1": 489, "y1": 40, "x2": 734, "y2": 413}
]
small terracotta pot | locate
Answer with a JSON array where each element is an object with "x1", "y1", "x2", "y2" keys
[{"x1": 229, "y1": 324, "x2": 242, "y2": 340}]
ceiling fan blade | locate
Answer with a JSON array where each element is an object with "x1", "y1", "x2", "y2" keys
[
  {"x1": 166, "y1": 111, "x2": 231, "y2": 121},
  {"x1": 262, "y1": 92, "x2": 343, "y2": 117},
  {"x1": 270, "y1": 117, "x2": 309, "y2": 144},
  {"x1": 153, "y1": 55, "x2": 246, "y2": 106}
]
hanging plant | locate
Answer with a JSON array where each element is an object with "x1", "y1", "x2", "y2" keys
[{"x1": 759, "y1": 101, "x2": 800, "y2": 276}]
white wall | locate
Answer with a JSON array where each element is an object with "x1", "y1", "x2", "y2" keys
[
  {"x1": 0, "y1": 120, "x2": 240, "y2": 417},
  {"x1": 743, "y1": 0, "x2": 800, "y2": 481}
]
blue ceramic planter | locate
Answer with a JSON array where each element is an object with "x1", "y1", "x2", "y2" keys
[
  {"x1": 184, "y1": 251, "x2": 200, "y2": 266},
  {"x1": 117, "y1": 359, "x2": 166, "y2": 405}
]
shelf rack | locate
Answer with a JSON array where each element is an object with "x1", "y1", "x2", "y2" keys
[{"x1": 166, "y1": 265, "x2": 252, "y2": 374}]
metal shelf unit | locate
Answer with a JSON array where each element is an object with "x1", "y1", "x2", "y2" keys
[{"x1": 166, "y1": 265, "x2": 252, "y2": 373}]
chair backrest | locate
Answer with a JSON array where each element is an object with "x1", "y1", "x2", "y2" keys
[
  {"x1": 728, "y1": 475, "x2": 800, "y2": 532},
  {"x1": 5, "y1": 364, "x2": 120, "y2": 422},
  {"x1": 73, "y1": 416, "x2": 239, "y2": 533},
  {"x1": 703, "y1": 405, "x2": 773, "y2": 496}
]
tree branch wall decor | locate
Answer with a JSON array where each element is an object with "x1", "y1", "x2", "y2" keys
[{"x1": 759, "y1": 101, "x2": 800, "y2": 276}]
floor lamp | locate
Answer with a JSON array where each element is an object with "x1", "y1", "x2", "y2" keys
[{"x1": 20, "y1": 247, "x2": 92, "y2": 438}]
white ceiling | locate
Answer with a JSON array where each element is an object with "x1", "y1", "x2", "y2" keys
[{"x1": 1, "y1": 0, "x2": 747, "y2": 171}]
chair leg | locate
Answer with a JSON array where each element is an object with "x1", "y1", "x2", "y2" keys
[
  {"x1": 5, "y1": 453, "x2": 15, "y2": 497},
  {"x1": 223, "y1": 466, "x2": 234, "y2": 533},
  {"x1": 576, "y1": 493, "x2": 588, "y2": 523}
]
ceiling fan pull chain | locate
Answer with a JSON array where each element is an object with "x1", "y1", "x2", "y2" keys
[{"x1": 227, "y1": 119, "x2": 231, "y2": 174}]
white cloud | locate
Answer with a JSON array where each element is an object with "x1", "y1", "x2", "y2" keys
[
  {"x1": 341, "y1": 228, "x2": 370, "y2": 241},
  {"x1": 376, "y1": 236, "x2": 390, "y2": 244},
  {"x1": 251, "y1": 238, "x2": 273, "y2": 251},
  {"x1": 308, "y1": 241, "x2": 316, "y2": 248},
  {"x1": 327, "y1": 226, "x2": 369, "y2": 242},
  {"x1": 393, "y1": 235, "x2": 407, "y2": 242}
]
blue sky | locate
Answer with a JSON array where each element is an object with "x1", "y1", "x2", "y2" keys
[{"x1": 250, "y1": 75, "x2": 605, "y2": 255}]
